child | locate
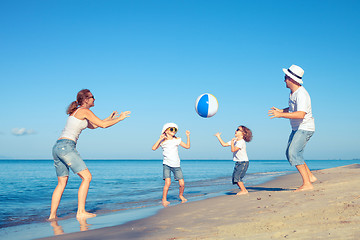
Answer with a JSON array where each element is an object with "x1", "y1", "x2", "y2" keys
[
  {"x1": 152, "y1": 123, "x2": 190, "y2": 207},
  {"x1": 215, "y1": 125, "x2": 253, "y2": 195}
]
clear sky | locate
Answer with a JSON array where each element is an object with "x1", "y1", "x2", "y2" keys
[{"x1": 1, "y1": 0, "x2": 359, "y2": 160}]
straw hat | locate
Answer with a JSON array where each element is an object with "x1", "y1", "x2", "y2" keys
[
  {"x1": 283, "y1": 65, "x2": 304, "y2": 84},
  {"x1": 161, "y1": 123, "x2": 178, "y2": 134}
]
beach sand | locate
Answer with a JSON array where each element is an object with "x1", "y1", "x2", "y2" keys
[{"x1": 41, "y1": 164, "x2": 360, "y2": 240}]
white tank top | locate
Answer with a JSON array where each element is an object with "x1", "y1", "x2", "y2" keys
[{"x1": 59, "y1": 108, "x2": 88, "y2": 143}]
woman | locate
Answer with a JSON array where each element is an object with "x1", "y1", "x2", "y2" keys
[{"x1": 49, "y1": 89, "x2": 130, "y2": 220}]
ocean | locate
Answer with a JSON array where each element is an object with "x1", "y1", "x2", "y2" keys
[{"x1": 0, "y1": 159, "x2": 358, "y2": 239}]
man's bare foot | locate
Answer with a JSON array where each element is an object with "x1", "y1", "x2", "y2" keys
[
  {"x1": 236, "y1": 190, "x2": 248, "y2": 195},
  {"x1": 294, "y1": 184, "x2": 314, "y2": 192},
  {"x1": 162, "y1": 200, "x2": 170, "y2": 207},
  {"x1": 310, "y1": 175, "x2": 318, "y2": 183},
  {"x1": 180, "y1": 196, "x2": 188, "y2": 203},
  {"x1": 76, "y1": 211, "x2": 96, "y2": 219}
]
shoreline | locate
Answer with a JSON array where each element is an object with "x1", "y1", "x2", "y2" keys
[
  {"x1": 39, "y1": 164, "x2": 360, "y2": 240},
  {"x1": 0, "y1": 168, "x2": 292, "y2": 240}
]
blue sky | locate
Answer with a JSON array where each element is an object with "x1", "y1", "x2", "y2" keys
[{"x1": 1, "y1": 0, "x2": 359, "y2": 160}]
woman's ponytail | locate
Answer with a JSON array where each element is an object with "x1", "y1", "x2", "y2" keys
[
  {"x1": 66, "y1": 89, "x2": 91, "y2": 115},
  {"x1": 66, "y1": 101, "x2": 79, "y2": 115}
]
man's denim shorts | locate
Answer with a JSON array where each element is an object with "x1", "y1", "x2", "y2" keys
[
  {"x1": 286, "y1": 130, "x2": 314, "y2": 166},
  {"x1": 163, "y1": 164, "x2": 184, "y2": 181},
  {"x1": 52, "y1": 139, "x2": 88, "y2": 177},
  {"x1": 232, "y1": 161, "x2": 249, "y2": 184}
]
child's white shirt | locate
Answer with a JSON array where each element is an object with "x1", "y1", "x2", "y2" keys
[
  {"x1": 227, "y1": 139, "x2": 248, "y2": 162},
  {"x1": 160, "y1": 138, "x2": 182, "y2": 167}
]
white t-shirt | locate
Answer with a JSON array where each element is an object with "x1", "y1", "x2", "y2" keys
[
  {"x1": 289, "y1": 86, "x2": 315, "y2": 131},
  {"x1": 227, "y1": 139, "x2": 249, "y2": 162},
  {"x1": 160, "y1": 138, "x2": 182, "y2": 167}
]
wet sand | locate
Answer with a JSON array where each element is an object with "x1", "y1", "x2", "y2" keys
[{"x1": 40, "y1": 164, "x2": 360, "y2": 240}]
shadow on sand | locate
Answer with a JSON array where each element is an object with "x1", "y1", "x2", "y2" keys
[{"x1": 225, "y1": 186, "x2": 293, "y2": 195}]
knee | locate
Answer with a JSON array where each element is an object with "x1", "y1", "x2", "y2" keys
[
  {"x1": 179, "y1": 180, "x2": 185, "y2": 188},
  {"x1": 57, "y1": 177, "x2": 68, "y2": 189},
  {"x1": 164, "y1": 179, "x2": 171, "y2": 187},
  {"x1": 82, "y1": 173, "x2": 92, "y2": 183},
  {"x1": 286, "y1": 145, "x2": 296, "y2": 160}
]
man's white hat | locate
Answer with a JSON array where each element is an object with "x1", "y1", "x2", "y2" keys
[
  {"x1": 283, "y1": 65, "x2": 304, "y2": 84},
  {"x1": 162, "y1": 123, "x2": 178, "y2": 134}
]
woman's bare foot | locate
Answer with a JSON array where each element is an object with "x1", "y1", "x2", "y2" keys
[
  {"x1": 180, "y1": 196, "x2": 188, "y2": 203},
  {"x1": 162, "y1": 200, "x2": 170, "y2": 207},
  {"x1": 48, "y1": 215, "x2": 58, "y2": 221},
  {"x1": 294, "y1": 184, "x2": 314, "y2": 192},
  {"x1": 76, "y1": 211, "x2": 96, "y2": 219},
  {"x1": 236, "y1": 190, "x2": 249, "y2": 195}
]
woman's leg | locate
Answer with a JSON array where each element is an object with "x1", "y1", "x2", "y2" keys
[
  {"x1": 49, "y1": 176, "x2": 69, "y2": 220},
  {"x1": 76, "y1": 169, "x2": 96, "y2": 219}
]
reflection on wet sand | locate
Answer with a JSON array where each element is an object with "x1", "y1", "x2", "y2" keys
[
  {"x1": 49, "y1": 217, "x2": 92, "y2": 236},
  {"x1": 50, "y1": 220, "x2": 64, "y2": 235},
  {"x1": 77, "y1": 217, "x2": 91, "y2": 232}
]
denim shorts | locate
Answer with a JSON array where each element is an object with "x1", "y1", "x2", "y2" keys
[
  {"x1": 163, "y1": 164, "x2": 184, "y2": 181},
  {"x1": 52, "y1": 139, "x2": 88, "y2": 177},
  {"x1": 232, "y1": 161, "x2": 249, "y2": 184},
  {"x1": 286, "y1": 130, "x2": 314, "y2": 166}
]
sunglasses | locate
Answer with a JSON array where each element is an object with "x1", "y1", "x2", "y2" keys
[
  {"x1": 168, "y1": 127, "x2": 177, "y2": 133},
  {"x1": 236, "y1": 128, "x2": 243, "y2": 132},
  {"x1": 88, "y1": 96, "x2": 95, "y2": 100}
]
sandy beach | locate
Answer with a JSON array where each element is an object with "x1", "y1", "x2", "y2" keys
[{"x1": 41, "y1": 164, "x2": 360, "y2": 240}]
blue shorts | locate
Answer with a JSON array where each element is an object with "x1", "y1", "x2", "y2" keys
[
  {"x1": 52, "y1": 139, "x2": 88, "y2": 177},
  {"x1": 286, "y1": 130, "x2": 314, "y2": 166},
  {"x1": 232, "y1": 161, "x2": 249, "y2": 184},
  {"x1": 163, "y1": 164, "x2": 184, "y2": 181}
]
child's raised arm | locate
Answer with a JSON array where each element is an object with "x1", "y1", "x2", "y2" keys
[
  {"x1": 152, "y1": 134, "x2": 166, "y2": 151},
  {"x1": 180, "y1": 130, "x2": 190, "y2": 149},
  {"x1": 214, "y1": 132, "x2": 230, "y2": 147}
]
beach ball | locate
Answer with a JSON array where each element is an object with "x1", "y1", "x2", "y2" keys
[{"x1": 195, "y1": 93, "x2": 219, "y2": 118}]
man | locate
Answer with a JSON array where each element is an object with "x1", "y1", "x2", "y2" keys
[{"x1": 268, "y1": 64, "x2": 316, "y2": 191}]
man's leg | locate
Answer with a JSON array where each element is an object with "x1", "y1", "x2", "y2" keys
[
  {"x1": 304, "y1": 162, "x2": 317, "y2": 183},
  {"x1": 236, "y1": 181, "x2": 248, "y2": 195},
  {"x1": 295, "y1": 164, "x2": 314, "y2": 192}
]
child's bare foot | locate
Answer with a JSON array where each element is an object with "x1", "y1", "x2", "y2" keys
[
  {"x1": 180, "y1": 196, "x2": 188, "y2": 203},
  {"x1": 236, "y1": 190, "x2": 248, "y2": 195},
  {"x1": 76, "y1": 211, "x2": 96, "y2": 219},
  {"x1": 294, "y1": 184, "x2": 314, "y2": 192},
  {"x1": 162, "y1": 200, "x2": 170, "y2": 207}
]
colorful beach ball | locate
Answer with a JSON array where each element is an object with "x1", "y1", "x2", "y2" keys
[{"x1": 195, "y1": 93, "x2": 219, "y2": 118}]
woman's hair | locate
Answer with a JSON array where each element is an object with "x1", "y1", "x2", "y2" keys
[
  {"x1": 66, "y1": 89, "x2": 92, "y2": 115},
  {"x1": 239, "y1": 125, "x2": 253, "y2": 142}
]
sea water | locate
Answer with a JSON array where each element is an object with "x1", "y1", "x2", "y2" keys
[{"x1": 0, "y1": 159, "x2": 358, "y2": 239}]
